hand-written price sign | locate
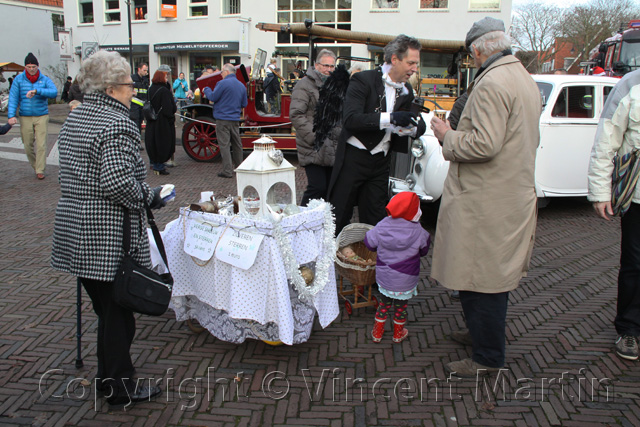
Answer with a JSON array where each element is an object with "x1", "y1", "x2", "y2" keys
[
  {"x1": 184, "y1": 221, "x2": 222, "y2": 261},
  {"x1": 215, "y1": 229, "x2": 265, "y2": 270}
]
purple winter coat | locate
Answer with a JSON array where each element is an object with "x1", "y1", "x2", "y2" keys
[{"x1": 364, "y1": 217, "x2": 431, "y2": 293}]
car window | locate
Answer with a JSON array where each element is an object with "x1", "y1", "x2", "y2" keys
[
  {"x1": 536, "y1": 82, "x2": 553, "y2": 110},
  {"x1": 551, "y1": 86, "x2": 594, "y2": 119},
  {"x1": 603, "y1": 86, "x2": 614, "y2": 106}
]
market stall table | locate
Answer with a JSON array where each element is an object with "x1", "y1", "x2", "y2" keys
[{"x1": 154, "y1": 201, "x2": 339, "y2": 345}]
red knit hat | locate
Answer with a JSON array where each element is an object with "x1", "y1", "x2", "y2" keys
[
  {"x1": 386, "y1": 191, "x2": 421, "y2": 222},
  {"x1": 593, "y1": 66, "x2": 605, "y2": 76}
]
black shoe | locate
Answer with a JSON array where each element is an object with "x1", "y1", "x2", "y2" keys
[
  {"x1": 108, "y1": 384, "x2": 162, "y2": 407},
  {"x1": 217, "y1": 172, "x2": 232, "y2": 178},
  {"x1": 154, "y1": 169, "x2": 170, "y2": 176}
]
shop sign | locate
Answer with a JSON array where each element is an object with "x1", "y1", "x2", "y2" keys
[{"x1": 154, "y1": 42, "x2": 239, "y2": 52}]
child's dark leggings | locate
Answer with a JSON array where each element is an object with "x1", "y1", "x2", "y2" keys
[{"x1": 375, "y1": 294, "x2": 408, "y2": 321}]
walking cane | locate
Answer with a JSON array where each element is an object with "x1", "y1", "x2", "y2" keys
[{"x1": 75, "y1": 277, "x2": 84, "y2": 368}]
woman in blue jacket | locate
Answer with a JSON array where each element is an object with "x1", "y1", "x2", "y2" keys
[{"x1": 172, "y1": 72, "x2": 189, "y2": 108}]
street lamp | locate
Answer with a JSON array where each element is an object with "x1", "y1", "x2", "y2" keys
[{"x1": 125, "y1": 0, "x2": 133, "y2": 71}]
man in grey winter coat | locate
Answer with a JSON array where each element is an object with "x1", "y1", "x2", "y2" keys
[{"x1": 290, "y1": 49, "x2": 339, "y2": 206}]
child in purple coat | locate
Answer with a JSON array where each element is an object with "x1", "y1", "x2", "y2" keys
[{"x1": 364, "y1": 191, "x2": 431, "y2": 343}]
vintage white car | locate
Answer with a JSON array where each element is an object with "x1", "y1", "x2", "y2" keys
[{"x1": 389, "y1": 75, "x2": 620, "y2": 205}]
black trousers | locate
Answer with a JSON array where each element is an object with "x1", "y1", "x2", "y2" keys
[
  {"x1": 459, "y1": 290, "x2": 509, "y2": 368},
  {"x1": 301, "y1": 164, "x2": 332, "y2": 206},
  {"x1": 616, "y1": 202, "x2": 640, "y2": 336},
  {"x1": 329, "y1": 144, "x2": 390, "y2": 234},
  {"x1": 81, "y1": 278, "x2": 136, "y2": 395}
]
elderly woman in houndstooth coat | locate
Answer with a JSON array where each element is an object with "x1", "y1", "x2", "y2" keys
[{"x1": 51, "y1": 51, "x2": 166, "y2": 408}]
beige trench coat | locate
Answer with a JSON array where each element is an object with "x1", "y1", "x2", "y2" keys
[{"x1": 431, "y1": 55, "x2": 541, "y2": 293}]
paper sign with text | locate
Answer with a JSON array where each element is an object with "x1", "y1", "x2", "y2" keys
[
  {"x1": 184, "y1": 221, "x2": 222, "y2": 261},
  {"x1": 215, "y1": 229, "x2": 265, "y2": 270}
]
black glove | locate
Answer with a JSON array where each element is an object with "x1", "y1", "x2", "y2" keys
[
  {"x1": 391, "y1": 111, "x2": 418, "y2": 127},
  {"x1": 415, "y1": 115, "x2": 427, "y2": 138},
  {"x1": 149, "y1": 186, "x2": 166, "y2": 210}
]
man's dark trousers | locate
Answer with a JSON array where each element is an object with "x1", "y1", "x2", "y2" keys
[
  {"x1": 301, "y1": 164, "x2": 332, "y2": 206},
  {"x1": 616, "y1": 202, "x2": 640, "y2": 336},
  {"x1": 330, "y1": 144, "x2": 390, "y2": 234},
  {"x1": 459, "y1": 290, "x2": 509, "y2": 368}
]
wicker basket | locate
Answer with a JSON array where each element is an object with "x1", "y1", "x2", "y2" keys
[{"x1": 335, "y1": 223, "x2": 377, "y2": 287}]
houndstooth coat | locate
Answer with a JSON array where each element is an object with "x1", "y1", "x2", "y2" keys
[{"x1": 51, "y1": 93, "x2": 155, "y2": 282}]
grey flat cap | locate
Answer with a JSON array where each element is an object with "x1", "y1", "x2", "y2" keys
[
  {"x1": 158, "y1": 64, "x2": 171, "y2": 72},
  {"x1": 465, "y1": 17, "x2": 505, "y2": 50}
]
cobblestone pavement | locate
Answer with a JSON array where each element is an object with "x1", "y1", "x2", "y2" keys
[{"x1": 0, "y1": 104, "x2": 639, "y2": 426}]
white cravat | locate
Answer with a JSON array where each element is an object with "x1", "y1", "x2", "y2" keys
[{"x1": 347, "y1": 63, "x2": 406, "y2": 155}]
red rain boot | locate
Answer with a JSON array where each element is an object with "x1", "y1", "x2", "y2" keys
[
  {"x1": 392, "y1": 319, "x2": 408, "y2": 343},
  {"x1": 371, "y1": 316, "x2": 386, "y2": 343}
]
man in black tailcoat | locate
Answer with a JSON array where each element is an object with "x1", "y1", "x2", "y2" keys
[{"x1": 328, "y1": 34, "x2": 426, "y2": 234}]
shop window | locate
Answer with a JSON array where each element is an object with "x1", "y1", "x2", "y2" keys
[
  {"x1": 105, "y1": 0, "x2": 121, "y2": 23},
  {"x1": 371, "y1": 0, "x2": 399, "y2": 9},
  {"x1": 420, "y1": 0, "x2": 448, "y2": 9},
  {"x1": 190, "y1": 0, "x2": 208, "y2": 16},
  {"x1": 79, "y1": 0, "x2": 94, "y2": 24},
  {"x1": 132, "y1": 0, "x2": 148, "y2": 20},
  {"x1": 52, "y1": 14, "x2": 64, "y2": 41},
  {"x1": 468, "y1": 0, "x2": 500, "y2": 10},
  {"x1": 223, "y1": 0, "x2": 240, "y2": 15}
]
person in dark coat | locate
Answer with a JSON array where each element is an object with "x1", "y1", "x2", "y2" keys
[
  {"x1": 68, "y1": 78, "x2": 84, "y2": 102},
  {"x1": 327, "y1": 35, "x2": 426, "y2": 234},
  {"x1": 51, "y1": 50, "x2": 165, "y2": 407},
  {"x1": 61, "y1": 76, "x2": 72, "y2": 102},
  {"x1": 145, "y1": 69, "x2": 176, "y2": 175}
]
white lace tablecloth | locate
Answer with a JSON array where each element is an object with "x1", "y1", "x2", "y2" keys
[{"x1": 154, "y1": 203, "x2": 339, "y2": 345}]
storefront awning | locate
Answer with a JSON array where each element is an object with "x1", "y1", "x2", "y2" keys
[
  {"x1": 0, "y1": 62, "x2": 25, "y2": 72},
  {"x1": 154, "y1": 42, "x2": 239, "y2": 52},
  {"x1": 100, "y1": 45, "x2": 149, "y2": 53}
]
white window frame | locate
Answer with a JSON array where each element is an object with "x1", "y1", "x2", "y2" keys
[
  {"x1": 419, "y1": 0, "x2": 448, "y2": 11},
  {"x1": 104, "y1": 0, "x2": 121, "y2": 23},
  {"x1": 189, "y1": 0, "x2": 208, "y2": 17},
  {"x1": 277, "y1": 0, "x2": 352, "y2": 45},
  {"x1": 371, "y1": 0, "x2": 399, "y2": 10},
  {"x1": 222, "y1": 0, "x2": 240, "y2": 16},
  {"x1": 78, "y1": 0, "x2": 94, "y2": 24},
  {"x1": 468, "y1": 0, "x2": 500, "y2": 11}
]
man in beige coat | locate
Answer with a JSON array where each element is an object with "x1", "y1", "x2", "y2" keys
[{"x1": 431, "y1": 17, "x2": 541, "y2": 377}]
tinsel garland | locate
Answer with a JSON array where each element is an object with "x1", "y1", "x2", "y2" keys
[{"x1": 271, "y1": 200, "x2": 336, "y2": 301}]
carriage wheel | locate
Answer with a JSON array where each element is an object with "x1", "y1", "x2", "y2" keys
[
  {"x1": 344, "y1": 300, "x2": 353, "y2": 315},
  {"x1": 187, "y1": 319, "x2": 205, "y2": 333},
  {"x1": 182, "y1": 117, "x2": 220, "y2": 162}
]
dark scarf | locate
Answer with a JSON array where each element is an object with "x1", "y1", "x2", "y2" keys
[
  {"x1": 26, "y1": 70, "x2": 40, "y2": 84},
  {"x1": 473, "y1": 49, "x2": 512, "y2": 82}
]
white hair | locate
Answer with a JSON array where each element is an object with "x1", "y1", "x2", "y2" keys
[
  {"x1": 470, "y1": 31, "x2": 512, "y2": 57},
  {"x1": 316, "y1": 49, "x2": 337, "y2": 63},
  {"x1": 77, "y1": 50, "x2": 131, "y2": 94},
  {"x1": 222, "y1": 63, "x2": 236, "y2": 74},
  {"x1": 348, "y1": 63, "x2": 366, "y2": 74}
]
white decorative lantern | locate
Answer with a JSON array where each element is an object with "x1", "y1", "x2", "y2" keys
[{"x1": 235, "y1": 135, "x2": 297, "y2": 217}]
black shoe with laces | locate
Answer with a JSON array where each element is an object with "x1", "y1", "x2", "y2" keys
[
  {"x1": 107, "y1": 384, "x2": 162, "y2": 407},
  {"x1": 153, "y1": 169, "x2": 170, "y2": 176},
  {"x1": 614, "y1": 334, "x2": 639, "y2": 360}
]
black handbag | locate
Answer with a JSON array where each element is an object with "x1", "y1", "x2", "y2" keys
[{"x1": 113, "y1": 201, "x2": 173, "y2": 316}]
